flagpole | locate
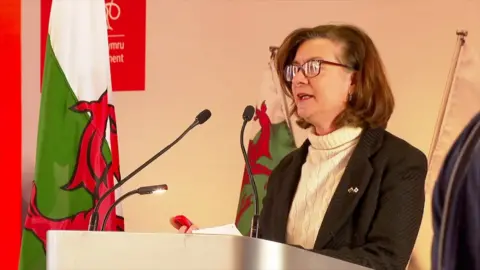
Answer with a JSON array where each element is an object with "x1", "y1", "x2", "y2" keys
[
  {"x1": 268, "y1": 45, "x2": 298, "y2": 144},
  {"x1": 427, "y1": 30, "x2": 468, "y2": 163}
]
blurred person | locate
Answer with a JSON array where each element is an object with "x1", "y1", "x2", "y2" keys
[
  {"x1": 431, "y1": 112, "x2": 480, "y2": 270},
  {"x1": 173, "y1": 24, "x2": 428, "y2": 270}
]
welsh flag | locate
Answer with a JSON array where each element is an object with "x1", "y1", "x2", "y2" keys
[
  {"x1": 18, "y1": 0, "x2": 124, "y2": 269},
  {"x1": 235, "y1": 56, "x2": 307, "y2": 235}
]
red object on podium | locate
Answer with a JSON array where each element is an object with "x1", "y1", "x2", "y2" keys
[{"x1": 171, "y1": 215, "x2": 193, "y2": 230}]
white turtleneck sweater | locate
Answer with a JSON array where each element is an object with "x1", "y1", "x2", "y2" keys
[{"x1": 286, "y1": 126, "x2": 363, "y2": 249}]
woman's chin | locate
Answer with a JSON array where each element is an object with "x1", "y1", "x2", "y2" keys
[{"x1": 297, "y1": 111, "x2": 311, "y2": 120}]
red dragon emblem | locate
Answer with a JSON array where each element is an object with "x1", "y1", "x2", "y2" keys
[
  {"x1": 24, "y1": 90, "x2": 124, "y2": 251},
  {"x1": 235, "y1": 101, "x2": 273, "y2": 225}
]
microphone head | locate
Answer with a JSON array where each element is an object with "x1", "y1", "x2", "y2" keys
[
  {"x1": 196, "y1": 109, "x2": 212, "y2": 124},
  {"x1": 242, "y1": 105, "x2": 255, "y2": 121}
]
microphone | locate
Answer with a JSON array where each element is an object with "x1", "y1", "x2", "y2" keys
[
  {"x1": 100, "y1": 184, "x2": 168, "y2": 231},
  {"x1": 88, "y1": 109, "x2": 212, "y2": 231},
  {"x1": 239, "y1": 105, "x2": 260, "y2": 238}
]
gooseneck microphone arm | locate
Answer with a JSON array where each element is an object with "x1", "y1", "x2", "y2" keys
[
  {"x1": 100, "y1": 184, "x2": 168, "y2": 231},
  {"x1": 240, "y1": 105, "x2": 260, "y2": 238},
  {"x1": 100, "y1": 189, "x2": 137, "y2": 231},
  {"x1": 88, "y1": 109, "x2": 212, "y2": 231}
]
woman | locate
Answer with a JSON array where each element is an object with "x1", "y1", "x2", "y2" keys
[{"x1": 174, "y1": 24, "x2": 428, "y2": 270}]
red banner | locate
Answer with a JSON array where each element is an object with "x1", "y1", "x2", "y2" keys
[
  {"x1": 0, "y1": 0, "x2": 22, "y2": 268},
  {"x1": 41, "y1": 0, "x2": 146, "y2": 91}
]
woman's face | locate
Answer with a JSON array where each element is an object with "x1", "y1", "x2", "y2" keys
[{"x1": 289, "y1": 38, "x2": 355, "y2": 127}]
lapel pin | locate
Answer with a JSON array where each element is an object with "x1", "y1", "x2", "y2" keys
[{"x1": 348, "y1": 187, "x2": 359, "y2": 194}]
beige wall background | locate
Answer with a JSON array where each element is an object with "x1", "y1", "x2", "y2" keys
[{"x1": 22, "y1": 0, "x2": 480, "y2": 268}]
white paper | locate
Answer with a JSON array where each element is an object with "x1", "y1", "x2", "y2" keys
[{"x1": 192, "y1": 223, "x2": 243, "y2": 236}]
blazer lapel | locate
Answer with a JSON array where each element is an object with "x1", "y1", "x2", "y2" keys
[{"x1": 313, "y1": 127, "x2": 384, "y2": 249}]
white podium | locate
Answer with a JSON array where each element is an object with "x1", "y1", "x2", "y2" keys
[{"x1": 46, "y1": 230, "x2": 371, "y2": 270}]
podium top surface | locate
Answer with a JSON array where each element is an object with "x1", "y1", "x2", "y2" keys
[{"x1": 47, "y1": 230, "x2": 371, "y2": 270}]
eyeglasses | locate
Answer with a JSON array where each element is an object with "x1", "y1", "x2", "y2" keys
[{"x1": 284, "y1": 59, "x2": 354, "y2": 82}]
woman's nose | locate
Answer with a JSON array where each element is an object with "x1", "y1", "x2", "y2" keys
[{"x1": 292, "y1": 70, "x2": 308, "y2": 85}]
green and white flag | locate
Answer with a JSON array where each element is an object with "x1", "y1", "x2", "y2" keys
[
  {"x1": 235, "y1": 56, "x2": 307, "y2": 235},
  {"x1": 19, "y1": 0, "x2": 124, "y2": 269}
]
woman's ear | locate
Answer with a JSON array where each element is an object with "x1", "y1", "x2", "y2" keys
[{"x1": 347, "y1": 72, "x2": 357, "y2": 103}]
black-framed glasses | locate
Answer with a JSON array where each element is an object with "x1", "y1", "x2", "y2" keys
[{"x1": 284, "y1": 59, "x2": 354, "y2": 82}]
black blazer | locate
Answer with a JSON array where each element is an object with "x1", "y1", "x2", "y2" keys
[{"x1": 258, "y1": 127, "x2": 428, "y2": 270}]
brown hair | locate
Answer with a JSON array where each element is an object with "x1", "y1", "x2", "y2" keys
[{"x1": 275, "y1": 24, "x2": 394, "y2": 129}]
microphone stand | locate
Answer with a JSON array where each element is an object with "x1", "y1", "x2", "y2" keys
[
  {"x1": 88, "y1": 122, "x2": 194, "y2": 231},
  {"x1": 88, "y1": 110, "x2": 211, "y2": 231},
  {"x1": 100, "y1": 184, "x2": 168, "y2": 231},
  {"x1": 240, "y1": 106, "x2": 260, "y2": 238}
]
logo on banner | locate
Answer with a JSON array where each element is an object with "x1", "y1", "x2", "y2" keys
[
  {"x1": 40, "y1": 0, "x2": 146, "y2": 91},
  {"x1": 105, "y1": 0, "x2": 124, "y2": 64}
]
